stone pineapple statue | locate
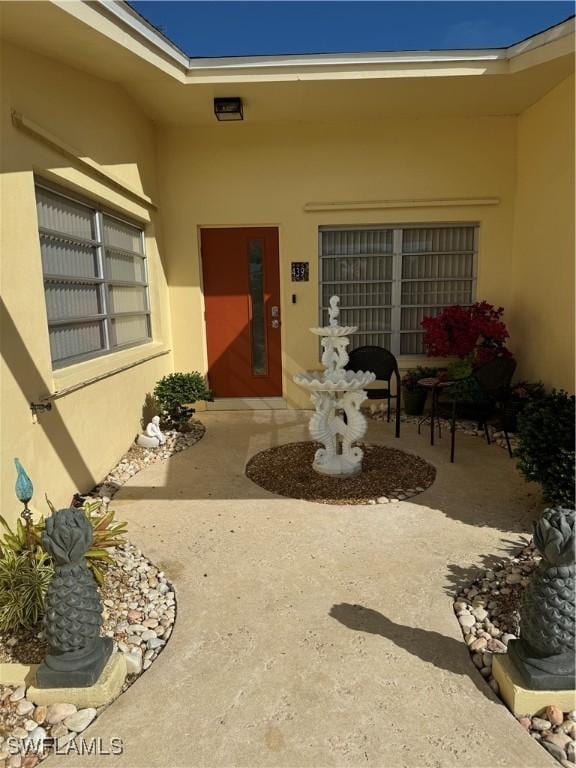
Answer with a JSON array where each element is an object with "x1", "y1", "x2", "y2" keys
[
  {"x1": 508, "y1": 507, "x2": 575, "y2": 691},
  {"x1": 36, "y1": 507, "x2": 112, "y2": 688}
]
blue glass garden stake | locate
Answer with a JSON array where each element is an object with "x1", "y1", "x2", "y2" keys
[{"x1": 14, "y1": 458, "x2": 34, "y2": 550}]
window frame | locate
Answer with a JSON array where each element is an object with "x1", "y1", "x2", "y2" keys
[
  {"x1": 318, "y1": 222, "x2": 478, "y2": 357},
  {"x1": 35, "y1": 181, "x2": 152, "y2": 369}
]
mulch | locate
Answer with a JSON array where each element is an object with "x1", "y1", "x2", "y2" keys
[
  {"x1": 0, "y1": 624, "x2": 46, "y2": 665},
  {"x1": 245, "y1": 441, "x2": 436, "y2": 505}
]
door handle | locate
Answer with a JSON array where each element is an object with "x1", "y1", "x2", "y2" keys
[{"x1": 271, "y1": 319, "x2": 280, "y2": 329}]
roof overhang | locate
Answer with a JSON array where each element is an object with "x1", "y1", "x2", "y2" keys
[{"x1": 1, "y1": 1, "x2": 574, "y2": 124}]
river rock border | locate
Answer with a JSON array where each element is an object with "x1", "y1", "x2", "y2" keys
[
  {"x1": 0, "y1": 542, "x2": 176, "y2": 766},
  {"x1": 453, "y1": 541, "x2": 576, "y2": 765},
  {"x1": 95, "y1": 421, "x2": 205, "y2": 499},
  {"x1": 0, "y1": 423, "x2": 207, "y2": 765}
]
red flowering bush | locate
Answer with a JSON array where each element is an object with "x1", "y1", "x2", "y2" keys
[{"x1": 421, "y1": 301, "x2": 511, "y2": 363}]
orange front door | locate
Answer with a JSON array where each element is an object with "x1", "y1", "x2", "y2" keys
[{"x1": 201, "y1": 227, "x2": 282, "y2": 398}]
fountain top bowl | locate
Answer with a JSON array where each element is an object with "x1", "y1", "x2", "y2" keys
[{"x1": 309, "y1": 325, "x2": 357, "y2": 337}]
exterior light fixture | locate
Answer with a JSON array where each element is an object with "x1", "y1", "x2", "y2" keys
[{"x1": 214, "y1": 97, "x2": 243, "y2": 121}]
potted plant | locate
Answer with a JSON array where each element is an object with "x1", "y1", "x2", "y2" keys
[{"x1": 401, "y1": 366, "x2": 438, "y2": 415}]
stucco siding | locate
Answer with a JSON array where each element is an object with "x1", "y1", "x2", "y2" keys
[
  {"x1": 157, "y1": 117, "x2": 517, "y2": 407},
  {"x1": 510, "y1": 73, "x2": 575, "y2": 391},
  {"x1": 0, "y1": 42, "x2": 172, "y2": 525}
]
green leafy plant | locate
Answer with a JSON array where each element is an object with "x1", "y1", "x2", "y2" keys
[
  {"x1": 444, "y1": 359, "x2": 481, "y2": 402},
  {"x1": 0, "y1": 497, "x2": 127, "y2": 591},
  {"x1": 401, "y1": 366, "x2": 439, "y2": 392},
  {"x1": 153, "y1": 372, "x2": 212, "y2": 429},
  {"x1": 516, "y1": 390, "x2": 575, "y2": 508},
  {"x1": 0, "y1": 515, "x2": 32, "y2": 554},
  {"x1": 47, "y1": 497, "x2": 128, "y2": 585},
  {"x1": 446, "y1": 359, "x2": 474, "y2": 381},
  {"x1": 0, "y1": 548, "x2": 53, "y2": 631}
]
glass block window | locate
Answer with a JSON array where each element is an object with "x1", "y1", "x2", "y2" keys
[
  {"x1": 35, "y1": 184, "x2": 150, "y2": 367},
  {"x1": 320, "y1": 225, "x2": 477, "y2": 355}
]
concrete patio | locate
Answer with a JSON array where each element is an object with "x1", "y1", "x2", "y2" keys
[{"x1": 67, "y1": 410, "x2": 552, "y2": 767}]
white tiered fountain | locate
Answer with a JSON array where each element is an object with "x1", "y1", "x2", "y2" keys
[{"x1": 293, "y1": 296, "x2": 376, "y2": 476}]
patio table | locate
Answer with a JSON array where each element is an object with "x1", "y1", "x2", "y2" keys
[{"x1": 416, "y1": 377, "x2": 455, "y2": 450}]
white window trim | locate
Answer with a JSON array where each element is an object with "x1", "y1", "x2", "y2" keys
[{"x1": 35, "y1": 181, "x2": 152, "y2": 369}]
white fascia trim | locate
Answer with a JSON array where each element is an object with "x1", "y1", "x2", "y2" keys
[
  {"x1": 97, "y1": 0, "x2": 189, "y2": 68},
  {"x1": 506, "y1": 17, "x2": 575, "y2": 59},
  {"x1": 186, "y1": 49, "x2": 506, "y2": 70},
  {"x1": 93, "y1": 2, "x2": 574, "y2": 75}
]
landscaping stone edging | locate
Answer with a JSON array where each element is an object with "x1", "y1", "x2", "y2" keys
[
  {"x1": 0, "y1": 419, "x2": 207, "y2": 765},
  {"x1": 453, "y1": 541, "x2": 576, "y2": 765},
  {"x1": 95, "y1": 421, "x2": 205, "y2": 499},
  {"x1": 0, "y1": 540, "x2": 177, "y2": 765}
]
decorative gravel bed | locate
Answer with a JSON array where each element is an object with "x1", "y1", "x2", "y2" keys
[
  {"x1": 95, "y1": 421, "x2": 205, "y2": 498},
  {"x1": 453, "y1": 541, "x2": 576, "y2": 766},
  {"x1": 246, "y1": 441, "x2": 436, "y2": 504},
  {"x1": 0, "y1": 423, "x2": 206, "y2": 765},
  {"x1": 0, "y1": 543, "x2": 175, "y2": 667},
  {"x1": 0, "y1": 543, "x2": 176, "y2": 764}
]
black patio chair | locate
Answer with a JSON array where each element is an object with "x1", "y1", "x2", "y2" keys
[
  {"x1": 345, "y1": 346, "x2": 401, "y2": 438},
  {"x1": 438, "y1": 356, "x2": 517, "y2": 462}
]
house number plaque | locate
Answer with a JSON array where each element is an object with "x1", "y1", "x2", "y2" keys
[{"x1": 291, "y1": 262, "x2": 309, "y2": 281}]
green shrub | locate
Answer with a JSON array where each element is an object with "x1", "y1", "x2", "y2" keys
[
  {"x1": 502, "y1": 380, "x2": 547, "y2": 432},
  {"x1": 0, "y1": 548, "x2": 53, "y2": 631},
  {"x1": 153, "y1": 371, "x2": 212, "y2": 429},
  {"x1": 516, "y1": 390, "x2": 575, "y2": 507},
  {"x1": 510, "y1": 380, "x2": 546, "y2": 406}
]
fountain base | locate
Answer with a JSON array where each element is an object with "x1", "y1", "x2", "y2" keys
[
  {"x1": 313, "y1": 445, "x2": 363, "y2": 476},
  {"x1": 245, "y1": 441, "x2": 436, "y2": 504},
  {"x1": 312, "y1": 457, "x2": 362, "y2": 477}
]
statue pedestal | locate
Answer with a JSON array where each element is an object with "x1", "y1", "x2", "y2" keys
[
  {"x1": 136, "y1": 434, "x2": 160, "y2": 448},
  {"x1": 27, "y1": 651, "x2": 127, "y2": 708},
  {"x1": 313, "y1": 453, "x2": 362, "y2": 476},
  {"x1": 493, "y1": 654, "x2": 576, "y2": 716},
  {"x1": 36, "y1": 636, "x2": 113, "y2": 689}
]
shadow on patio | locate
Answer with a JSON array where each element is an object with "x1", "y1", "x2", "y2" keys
[
  {"x1": 329, "y1": 602, "x2": 495, "y2": 702},
  {"x1": 113, "y1": 409, "x2": 541, "y2": 535},
  {"x1": 63, "y1": 410, "x2": 551, "y2": 768}
]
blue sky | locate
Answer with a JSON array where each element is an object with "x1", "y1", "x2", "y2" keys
[{"x1": 129, "y1": 1, "x2": 575, "y2": 57}]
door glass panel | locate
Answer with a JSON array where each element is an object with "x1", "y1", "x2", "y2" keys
[{"x1": 248, "y1": 239, "x2": 267, "y2": 375}]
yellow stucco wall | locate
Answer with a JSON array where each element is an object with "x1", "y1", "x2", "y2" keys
[
  {"x1": 1, "y1": 35, "x2": 573, "y2": 526},
  {"x1": 157, "y1": 117, "x2": 518, "y2": 407},
  {"x1": 510, "y1": 74, "x2": 575, "y2": 391},
  {"x1": 0, "y1": 42, "x2": 172, "y2": 526}
]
